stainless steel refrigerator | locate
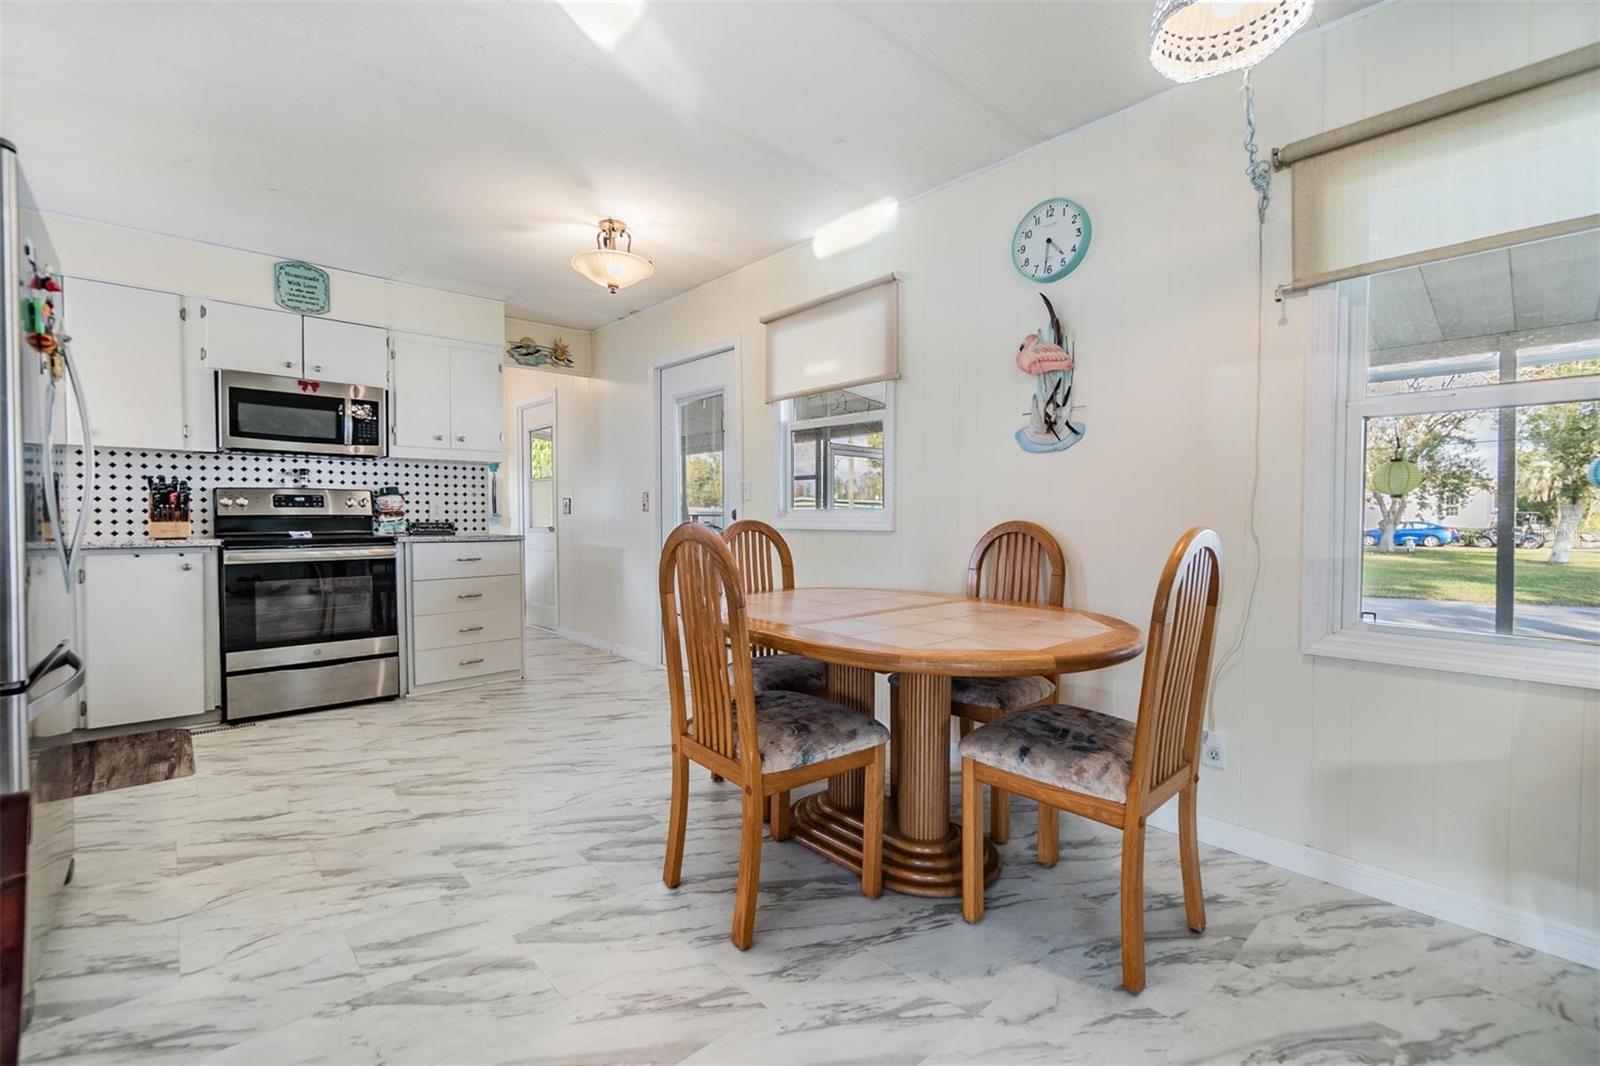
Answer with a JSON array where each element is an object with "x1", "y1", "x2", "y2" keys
[{"x1": 0, "y1": 138, "x2": 91, "y2": 1061}]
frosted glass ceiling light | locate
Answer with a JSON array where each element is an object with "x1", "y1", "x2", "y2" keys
[
  {"x1": 571, "y1": 218, "x2": 654, "y2": 294},
  {"x1": 812, "y1": 198, "x2": 898, "y2": 260},
  {"x1": 559, "y1": 2, "x2": 646, "y2": 51},
  {"x1": 1149, "y1": 0, "x2": 1314, "y2": 83}
]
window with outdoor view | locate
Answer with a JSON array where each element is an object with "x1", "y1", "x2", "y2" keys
[
  {"x1": 1339, "y1": 229, "x2": 1599, "y2": 654},
  {"x1": 777, "y1": 381, "x2": 892, "y2": 529}
]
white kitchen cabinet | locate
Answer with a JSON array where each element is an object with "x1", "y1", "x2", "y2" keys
[
  {"x1": 390, "y1": 334, "x2": 501, "y2": 460},
  {"x1": 302, "y1": 317, "x2": 389, "y2": 387},
  {"x1": 390, "y1": 334, "x2": 453, "y2": 451},
  {"x1": 405, "y1": 539, "x2": 524, "y2": 693},
  {"x1": 62, "y1": 278, "x2": 186, "y2": 449},
  {"x1": 84, "y1": 550, "x2": 209, "y2": 728},
  {"x1": 448, "y1": 345, "x2": 503, "y2": 455},
  {"x1": 200, "y1": 300, "x2": 303, "y2": 377}
]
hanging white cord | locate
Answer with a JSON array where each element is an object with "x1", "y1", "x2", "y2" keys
[{"x1": 1207, "y1": 71, "x2": 1269, "y2": 728}]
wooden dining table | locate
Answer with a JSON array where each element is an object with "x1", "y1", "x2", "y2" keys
[{"x1": 744, "y1": 587, "x2": 1144, "y2": 897}]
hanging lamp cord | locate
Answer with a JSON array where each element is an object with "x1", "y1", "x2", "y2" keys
[{"x1": 1242, "y1": 70, "x2": 1272, "y2": 223}]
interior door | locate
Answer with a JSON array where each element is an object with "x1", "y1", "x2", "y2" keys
[
  {"x1": 658, "y1": 348, "x2": 741, "y2": 548},
  {"x1": 521, "y1": 399, "x2": 557, "y2": 629}
]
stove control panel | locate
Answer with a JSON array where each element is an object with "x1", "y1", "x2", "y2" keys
[{"x1": 215, "y1": 487, "x2": 372, "y2": 516}]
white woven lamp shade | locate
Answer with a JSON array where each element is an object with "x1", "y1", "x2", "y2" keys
[
  {"x1": 571, "y1": 218, "x2": 655, "y2": 294},
  {"x1": 1150, "y1": 1, "x2": 1315, "y2": 83}
]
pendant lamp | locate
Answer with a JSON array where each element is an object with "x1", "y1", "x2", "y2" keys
[
  {"x1": 1149, "y1": 1, "x2": 1315, "y2": 83},
  {"x1": 571, "y1": 218, "x2": 655, "y2": 294}
]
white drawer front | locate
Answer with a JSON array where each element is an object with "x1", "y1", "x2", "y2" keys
[
  {"x1": 411, "y1": 541, "x2": 520, "y2": 580},
  {"x1": 412, "y1": 575, "x2": 521, "y2": 616},
  {"x1": 412, "y1": 606, "x2": 522, "y2": 651},
  {"x1": 414, "y1": 638, "x2": 522, "y2": 685}
]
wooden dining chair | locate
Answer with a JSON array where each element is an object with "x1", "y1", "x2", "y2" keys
[
  {"x1": 659, "y1": 522, "x2": 888, "y2": 949},
  {"x1": 723, "y1": 520, "x2": 828, "y2": 699},
  {"x1": 959, "y1": 527, "x2": 1223, "y2": 995},
  {"x1": 889, "y1": 520, "x2": 1066, "y2": 842}
]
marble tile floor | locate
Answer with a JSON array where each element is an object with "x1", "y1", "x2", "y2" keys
[{"x1": 22, "y1": 631, "x2": 1599, "y2": 1065}]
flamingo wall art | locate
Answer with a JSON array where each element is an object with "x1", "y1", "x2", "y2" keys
[{"x1": 1015, "y1": 293, "x2": 1083, "y2": 454}]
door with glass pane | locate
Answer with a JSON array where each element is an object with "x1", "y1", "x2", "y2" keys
[
  {"x1": 658, "y1": 349, "x2": 741, "y2": 550},
  {"x1": 520, "y1": 398, "x2": 558, "y2": 630}
]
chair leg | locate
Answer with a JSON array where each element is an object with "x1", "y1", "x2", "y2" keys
[
  {"x1": 861, "y1": 749, "x2": 885, "y2": 898},
  {"x1": 1179, "y1": 780, "x2": 1205, "y2": 933},
  {"x1": 731, "y1": 787, "x2": 764, "y2": 950},
  {"x1": 1037, "y1": 803, "x2": 1059, "y2": 867},
  {"x1": 1120, "y1": 817, "x2": 1147, "y2": 995},
  {"x1": 663, "y1": 750, "x2": 689, "y2": 888},
  {"x1": 770, "y1": 790, "x2": 791, "y2": 841},
  {"x1": 990, "y1": 786, "x2": 1011, "y2": 843},
  {"x1": 961, "y1": 758, "x2": 984, "y2": 923}
]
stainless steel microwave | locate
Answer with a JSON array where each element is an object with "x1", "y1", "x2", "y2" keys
[{"x1": 217, "y1": 371, "x2": 386, "y2": 457}]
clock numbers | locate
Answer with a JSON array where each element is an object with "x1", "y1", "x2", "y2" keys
[{"x1": 1011, "y1": 197, "x2": 1092, "y2": 284}]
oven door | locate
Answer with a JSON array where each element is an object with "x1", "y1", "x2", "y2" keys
[{"x1": 221, "y1": 545, "x2": 398, "y2": 670}]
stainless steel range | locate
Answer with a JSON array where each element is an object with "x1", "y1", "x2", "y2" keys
[{"x1": 217, "y1": 487, "x2": 399, "y2": 720}]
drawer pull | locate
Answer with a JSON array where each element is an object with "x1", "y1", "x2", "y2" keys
[
  {"x1": 455, "y1": 556, "x2": 483, "y2": 562},
  {"x1": 457, "y1": 592, "x2": 484, "y2": 600},
  {"x1": 458, "y1": 657, "x2": 485, "y2": 666},
  {"x1": 458, "y1": 625, "x2": 484, "y2": 633}
]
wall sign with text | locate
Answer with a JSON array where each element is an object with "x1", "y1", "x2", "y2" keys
[{"x1": 273, "y1": 261, "x2": 331, "y2": 315}]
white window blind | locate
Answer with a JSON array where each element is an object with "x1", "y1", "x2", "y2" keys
[
  {"x1": 761, "y1": 275, "x2": 899, "y2": 404},
  {"x1": 1285, "y1": 60, "x2": 1600, "y2": 291}
]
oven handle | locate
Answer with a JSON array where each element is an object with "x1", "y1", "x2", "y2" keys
[{"x1": 225, "y1": 545, "x2": 397, "y2": 564}]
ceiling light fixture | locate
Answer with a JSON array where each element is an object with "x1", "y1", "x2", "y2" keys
[
  {"x1": 812, "y1": 198, "x2": 899, "y2": 260},
  {"x1": 1148, "y1": 0, "x2": 1314, "y2": 83},
  {"x1": 571, "y1": 218, "x2": 655, "y2": 294},
  {"x1": 559, "y1": 1, "x2": 647, "y2": 51}
]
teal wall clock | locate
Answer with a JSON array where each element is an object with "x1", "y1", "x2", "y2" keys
[{"x1": 1011, "y1": 197, "x2": 1091, "y2": 283}]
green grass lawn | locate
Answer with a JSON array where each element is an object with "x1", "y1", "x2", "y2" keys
[{"x1": 1362, "y1": 547, "x2": 1600, "y2": 607}]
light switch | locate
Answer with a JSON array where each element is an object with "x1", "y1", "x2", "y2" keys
[{"x1": 561, "y1": 497, "x2": 572, "y2": 515}]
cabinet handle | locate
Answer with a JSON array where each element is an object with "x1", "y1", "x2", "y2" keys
[
  {"x1": 312, "y1": 364, "x2": 323, "y2": 374},
  {"x1": 457, "y1": 658, "x2": 484, "y2": 667},
  {"x1": 456, "y1": 435, "x2": 467, "y2": 442},
  {"x1": 283, "y1": 360, "x2": 295, "y2": 369},
  {"x1": 180, "y1": 562, "x2": 193, "y2": 571},
  {"x1": 432, "y1": 434, "x2": 445, "y2": 441},
  {"x1": 455, "y1": 556, "x2": 482, "y2": 562},
  {"x1": 458, "y1": 625, "x2": 484, "y2": 633},
  {"x1": 456, "y1": 592, "x2": 483, "y2": 599}
]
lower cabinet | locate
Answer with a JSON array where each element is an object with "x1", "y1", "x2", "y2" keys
[
  {"x1": 84, "y1": 549, "x2": 214, "y2": 728},
  {"x1": 405, "y1": 540, "x2": 524, "y2": 691}
]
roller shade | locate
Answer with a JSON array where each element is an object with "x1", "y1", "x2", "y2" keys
[
  {"x1": 1283, "y1": 54, "x2": 1600, "y2": 292},
  {"x1": 761, "y1": 275, "x2": 899, "y2": 403}
]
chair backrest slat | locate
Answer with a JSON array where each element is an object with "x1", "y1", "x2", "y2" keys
[
  {"x1": 659, "y1": 523, "x2": 761, "y2": 772},
  {"x1": 1128, "y1": 528, "x2": 1223, "y2": 803},
  {"x1": 967, "y1": 521, "x2": 1066, "y2": 607},
  {"x1": 723, "y1": 520, "x2": 796, "y2": 658}
]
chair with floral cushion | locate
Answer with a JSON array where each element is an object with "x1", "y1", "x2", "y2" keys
[
  {"x1": 888, "y1": 520, "x2": 1066, "y2": 843},
  {"x1": 959, "y1": 528, "x2": 1223, "y2": 994},
  {"x1": 724, "y1": 520, "x2": 829, "y2": 698},
  {"x1": 660, "y1": 522, "x2": 887, "y2": 949}
]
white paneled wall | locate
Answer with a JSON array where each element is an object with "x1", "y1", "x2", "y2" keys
[{"x1": 562, "y1": 0, "x2": 1600, "y2": 936}]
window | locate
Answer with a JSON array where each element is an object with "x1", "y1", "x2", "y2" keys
[
  {"x1": 777, "y1": 382, "x2": 893, "y2": 530},
  {"x1": 1305, "y1": 229, "x2": 1600, "y2": 688},
  {"x1": 527, "y1": 427, "x2": 554, "y2": 529}
]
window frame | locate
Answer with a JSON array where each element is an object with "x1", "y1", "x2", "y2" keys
[
  {"x1": 1302, "y1": 284, "x2": 1600, "y2": 690},
  {"x1": 774, "y1": 382, "x2": 895, "y2": 532}
]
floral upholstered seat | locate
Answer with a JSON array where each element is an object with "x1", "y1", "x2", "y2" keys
[
  {"x1": 750, "y1": 653, "x2": 827, "y2": 695},
  {"x1": 751, "y1": 690, "x2": 888, "y2": 773},
  {"x1": 887, "y1": 673, "x2": 1055, "y2": 712},
  {"x1": 959, "y1": 704, "x2": 1134, "y2": 802}
]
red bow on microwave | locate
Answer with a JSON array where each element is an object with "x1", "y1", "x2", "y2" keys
[{"x1": 297, "y1": 379, "x2": 321, "y2": 393}]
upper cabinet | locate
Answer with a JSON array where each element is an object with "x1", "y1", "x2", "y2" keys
[
  {"x1": 302, "y1": 317, "x2": 389, "y2": 387},
  {"x1": 390, "y1": 334, "x2": 501, "y2": 462},
  {"x1": 62, "y1": 278, "x2": 187, "y2": 450},
  {"x1": 198, "y1": 300, "x2": 303, "y2": 377}
]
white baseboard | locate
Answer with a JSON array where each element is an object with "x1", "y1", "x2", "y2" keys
[
  {"x1": 553, "y1": 626, "x2": 657, "y2": 667},
  {"x1": 1148, "y1": 805, "x2": 1599, "y2": 970}
]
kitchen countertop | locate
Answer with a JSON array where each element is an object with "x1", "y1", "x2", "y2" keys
[
  {"x1": 82, "y1": 537, "x2": 221, "y2": 550},
  {"x1": 398, "y1": 533, "x2": 523, "y2": 543}
]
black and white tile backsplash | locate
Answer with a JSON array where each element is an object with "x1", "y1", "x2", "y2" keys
[{"x1": 65, "y1": 447, "x2": 491, "y2": 541}]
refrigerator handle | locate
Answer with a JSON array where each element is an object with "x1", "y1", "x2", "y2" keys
[
  {"x1": 40, "y1": 375, "x2": 71, "y2": 591},
  {"x1": 60, "y1": 345, "x2": 93, "y2": 578},
  {"x1": 25, "y1": 641, "x2": 84, "y2": 718}
]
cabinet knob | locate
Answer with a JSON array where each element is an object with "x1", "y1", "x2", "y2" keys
[
  {"x1": 456, "y1": 435, "x2": 466, "y2": 442},
  {"x1": 180, "y1": 562, "x2": 193, "y2": 571},
  {"x1": 432, "y1": 434, "x2": 444, "y2": 441},
  {"x1": 283, "y1": 360, "x2": 295, "y2": 369},
  {"x1": 312, "y1": 364, "x2": 323, "y2": 373}
]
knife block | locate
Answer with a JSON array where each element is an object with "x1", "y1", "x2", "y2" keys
[{"x1": 147, "y1": 517, "x2": 191, "y2": 539}]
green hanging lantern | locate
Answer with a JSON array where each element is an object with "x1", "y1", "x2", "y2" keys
[{"x1": 1371, "y1": 458, "x2": 1423, "y2": 497}]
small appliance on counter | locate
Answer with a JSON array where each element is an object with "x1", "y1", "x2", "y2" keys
[
  {"x1": 143, "y1": 476, "x2": 192, "y2": 539},
  {"x1": 407, "y1": 519, "x2": 457, "y2": 536},
  {"x1": 216, "y1": 487, "x2": 398, "y2": 720}
]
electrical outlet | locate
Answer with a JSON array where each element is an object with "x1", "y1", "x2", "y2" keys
[{"x1": 1201, "y1": 730, "x2": 1228, "y2": 770}]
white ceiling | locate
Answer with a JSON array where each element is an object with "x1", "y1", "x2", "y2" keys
[{"x1": 1, "y1": 1, "x2": 1373, "y2": 331}]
